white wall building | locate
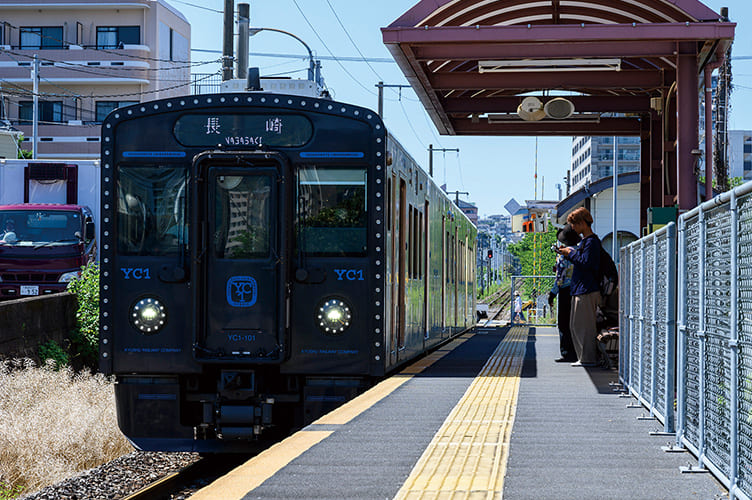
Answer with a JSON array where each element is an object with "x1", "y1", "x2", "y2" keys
[
  {"x1": 570, "y1": 136, "x2": 641, "y2": 193},
  {"x1": 0, "y1": 0, "x2": 190, "y2": 159},
  {"x1": 728, "y1": 130, "x2": 752, "y2": 180}
]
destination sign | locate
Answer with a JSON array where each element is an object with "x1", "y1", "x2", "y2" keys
[{"x1": 173, "y1": 113, "x2": 313, "y2": 148}]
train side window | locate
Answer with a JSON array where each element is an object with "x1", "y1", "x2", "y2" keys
[
  {"x1": 116, "y1": 165, "x2": 188, "y2": 256},
  {"x1": 297, "y1": 166, "x2": 367, "y2": 256}
]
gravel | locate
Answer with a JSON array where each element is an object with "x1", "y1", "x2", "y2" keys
[{"x1": 18, "y1": 451, "x2": 201, "y2": 500}]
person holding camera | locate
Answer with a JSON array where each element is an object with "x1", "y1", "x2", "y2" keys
[
  {"x1": 555, "y1": 207, "x2": 601, "y2": 367},
  {"x1": 549, "y1": 224, "x2": 581, "y2": 363}
]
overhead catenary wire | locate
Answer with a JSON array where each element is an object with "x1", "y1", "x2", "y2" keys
[{"x1": 290, "y1": 0, "x2": 377, "y2": 97}]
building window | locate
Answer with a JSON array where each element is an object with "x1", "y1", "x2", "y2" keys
[
  {"x1": 95, "y1": 101, "x2": 139, "y2": 122},
  {"x1": 20, "y1": 27, "x2": 64, "y2": 49},
  {"x1": 19, "y1": 101, "x2": 63, "y2": 123},
  {"x1": 96, "y1": 26, "x2": 140, "y2": 49}
]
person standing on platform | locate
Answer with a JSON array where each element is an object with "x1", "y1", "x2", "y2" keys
[
  {"x1": 512, "y1": 291, "x2": 525, "y2": 324},
  {"x1": 549, "y1": 224, "x2": 581, "y2": 363},
  {"x1": 556, "y1": 207, "x2": 601, "y2": 367}
]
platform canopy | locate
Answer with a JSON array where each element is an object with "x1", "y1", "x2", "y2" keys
[{"x1": 382, "y1": 0, "x2": 735, "y2": 138}]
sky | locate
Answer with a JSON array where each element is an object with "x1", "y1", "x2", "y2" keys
[{"x1": 172, "y1": 0, "x2": 752, "y2": 218}]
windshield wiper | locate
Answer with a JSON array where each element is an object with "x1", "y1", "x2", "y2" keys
[{"x1": 33, "y1": 238, "x2": 81, "y2": 250}]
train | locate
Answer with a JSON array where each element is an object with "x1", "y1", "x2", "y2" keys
[{"x1": 98, "y1": 92, "x2": 477, "y2": 452}]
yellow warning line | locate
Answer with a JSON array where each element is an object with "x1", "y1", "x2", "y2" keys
[{"x1": 393, "y1": 326, "x2": 529, "y2": 500}]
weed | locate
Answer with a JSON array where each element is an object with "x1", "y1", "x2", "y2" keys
[
  {"x1": 37, "y1": 340, "x2": 70, "y2": 370},
  {"x1": 0, "y1": 359, "x2": 133, "y2": 496}
]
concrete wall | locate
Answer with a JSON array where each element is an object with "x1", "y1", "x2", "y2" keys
[{"x1": 0, "y1": 293, "x2": 78, "y2": 362}]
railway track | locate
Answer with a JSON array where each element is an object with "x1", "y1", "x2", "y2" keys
[
  {"x1": 122, "y1": 453, "x2": 253, "y2": 500},
  {"x1": 480, "y1": 287, "x2": 512, "y2": 325}
]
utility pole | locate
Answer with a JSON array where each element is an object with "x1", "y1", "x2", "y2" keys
[
  {"x1": 374, "y1": 82, "x2": 411, "y2": 118},
  {"x1": 445, "y1": 190, "x2": 469, "y2": 205},
  {"x1": 32, "y1": 54, "x2": 39, "y2": 160},
  {"x1": 428, "y1": 145, "x2": 459, "y2": 178},
  {"x1": 222, "y1": 0, "x2": 234, "y2": 81},
  {"x1": 237, "y1": 3, "x2": 250, "y2": 80}
]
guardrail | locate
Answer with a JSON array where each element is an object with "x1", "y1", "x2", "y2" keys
[{"x1": 619, "y1": 180, "x2": 752, "y2": 500}]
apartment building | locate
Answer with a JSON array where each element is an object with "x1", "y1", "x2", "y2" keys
[
  {"x1": 569, "y1": 136, "x2": 641, "y2": 193},
  {"x1": 0, "y1": 0, "x2": 190, "y2": 158}
]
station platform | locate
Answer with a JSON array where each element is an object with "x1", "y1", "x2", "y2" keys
[{"x1": 190, "y1": 326, "x2": 727, "y2": 500}]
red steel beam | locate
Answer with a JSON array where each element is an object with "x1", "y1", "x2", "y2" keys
[
  {"x1": 450, "y1": 117, "x2": 642, "y2": 136},
  {"x1": 430, "y1": 69, "x2": 665, "y2": 90},
  {"x1": 410, "y1": 41, "x2": 679, "y2": 61},
  {"x1": 382, "y1": 22, "x2": 736, "y2": 45},
  {"x1": 442, "y1": 95, "x2": 652, "y2": 114}
]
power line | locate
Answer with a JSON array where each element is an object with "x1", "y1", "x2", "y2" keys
[
  {"x1": 191, "y1": 48, "x2": 394, "y2": 64},
  {"x1": 290, "y1": 0, "x2": 377, "y2": 97},
  {"x1": 168, "y1": 0, "x2": 224, "y2": 13}
]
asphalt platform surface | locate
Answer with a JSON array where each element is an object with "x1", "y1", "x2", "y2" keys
[
  {"x1": 232, "y1": 325, "x2": 727, "y2": 499},
  {"x1": 503, "y1": 326, "x2": 727, "y2": 499}
]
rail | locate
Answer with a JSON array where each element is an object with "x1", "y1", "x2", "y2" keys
[{"x1": 619, "y1": 179, "x2": 752, "y2": 500}]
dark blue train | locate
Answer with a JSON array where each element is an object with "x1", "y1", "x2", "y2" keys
[{"x1": 98, "y1": 92, "x2": 477, "y2": 452}]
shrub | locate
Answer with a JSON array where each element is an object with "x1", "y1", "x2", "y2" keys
[
  {"x1": 66, "y1": 263, "x2": 99, "y2": 370},
  {"x1": 38, "y1": 340, "x2": 70, "y2": 370},
  {"x1": 0, "y1": 360, "x2": 132, "y2": 497}
]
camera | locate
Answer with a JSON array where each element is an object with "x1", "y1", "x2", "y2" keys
[{"x1": 550, "y1": 244, "x2": 559, "y2": 253}]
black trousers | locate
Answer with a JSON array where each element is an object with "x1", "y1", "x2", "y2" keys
[{"x1": 557, "y1": 287, "x2": 576, "y2": 360}]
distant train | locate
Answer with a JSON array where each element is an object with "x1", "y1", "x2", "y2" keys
[{"x1": 98, "y1": 92, "x2": 477, "y2": 452}]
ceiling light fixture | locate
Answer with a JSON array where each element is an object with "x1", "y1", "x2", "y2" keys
[{"x1": 479, "y1": 58, "x2": 622, "y2": 73}]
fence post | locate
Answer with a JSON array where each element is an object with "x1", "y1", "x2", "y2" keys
[
  {"x1": 651, "y1": 232, "x2": 659, "y2": 416},
  {"x1": 665, "y1": 223, "x2": 677, "y2": 433},
  {"x1": 628, "y1": 244, "x2": 636, "y2": 391},
  {"x1": 639, "y1": 240, "x2": 646, "y2": 398},
  {"x1": 675, "y1": 217, "x2": 687, "y2": 447},
  {"x1": 730, "y1": 191, "x2": 740, "y2": 496},
  {"x1": 698, "y1": 207, "x2": 707, "y2": 468}
]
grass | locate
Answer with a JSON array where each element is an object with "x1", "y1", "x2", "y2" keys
[{"x1": 0, "y1": 359, "x2": 133, "y2": 499}]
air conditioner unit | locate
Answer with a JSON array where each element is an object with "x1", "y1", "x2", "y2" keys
[{"x1": 544, "y1": 98, "x2": 575, "y2": 120}]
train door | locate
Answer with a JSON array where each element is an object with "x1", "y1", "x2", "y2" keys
[
  {"x1": 454, "y1": 227, "x2": 459, "y2": 331},
  {"x1": 423, "y1": 201, "x2": 429, "y2": 340},
  {"x1": 441, "y1": 215, "x2": 446, "y2": 336},
  {"x1": 397, "y1": 179, "x2": 407, "y2": 351},
  {"x1": 191, "y1": 153, "x2": 287, "y2": 361}
]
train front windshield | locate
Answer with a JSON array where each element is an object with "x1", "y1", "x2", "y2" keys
[{"x1": 117, "y1": 166, "x2": 188, "y2": 256}]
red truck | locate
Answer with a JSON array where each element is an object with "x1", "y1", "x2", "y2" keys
[{"x1": 0, "y1": 204, "x2": 96, "y2": 299}]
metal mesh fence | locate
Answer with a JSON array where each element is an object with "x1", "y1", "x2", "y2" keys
[
  {"x1": 619, "y1": 246, "x2": 631, "y2": 383},
  {"x1": 703, "y1": 205, "x2": 733, "y2": 476},
  {"x1": 683, "y1": 218, "x2": 702, "y2": 447},
  {"x1": 632, "y1": 243, "x2": 643, "y2": 392},
  {"x1": 620, "y1": 181, "x2": 752, "y2": 499},
  {"x1": 509, "y1": 276, "x2": 556, "y2": 326},
  {"x1": 738, "y1": 191, "x2": 752, "y2": 493},
  {"x1": 655, "y1": 235, "x2": 668, "y2": 418}
]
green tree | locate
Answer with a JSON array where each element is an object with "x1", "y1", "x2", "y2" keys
[
  {"x1": 17, "y1": 135, "x2": 32, "y2": 159},
  {"x1": 507, "y1": 228, "x2": 558, "y2": 298}
]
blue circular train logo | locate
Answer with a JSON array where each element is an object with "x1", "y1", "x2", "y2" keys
[{"x1": 227, "y1": 276, "x2": 258, "y2": 307}]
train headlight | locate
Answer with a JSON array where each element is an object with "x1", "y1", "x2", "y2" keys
[
  {"x1": 130, "y1": 297, "x2": 167, "y2": 334},
  {"x1": 317, "y1": 298, "x2": 352, "y2": 335}
]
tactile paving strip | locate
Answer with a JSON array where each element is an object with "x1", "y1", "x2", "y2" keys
[{"x1": 393, "y1": 326, "x2": 528, "y2": 500}]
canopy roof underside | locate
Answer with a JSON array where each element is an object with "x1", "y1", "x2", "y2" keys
[{"x1": 382, "y1": 0, "x2": 735, "y2": 136}]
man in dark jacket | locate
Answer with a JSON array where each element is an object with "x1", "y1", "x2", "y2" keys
[{"x1": 556, "y1": 207, "x2": 601, "y2": 367}]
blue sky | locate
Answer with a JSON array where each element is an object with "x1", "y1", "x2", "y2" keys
[{"x1": 175, "y1": 0, "x2": 752, "y2": 217}]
